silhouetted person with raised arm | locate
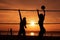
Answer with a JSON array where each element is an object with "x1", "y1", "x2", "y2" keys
[
  {"x1": 18, "y1": 10, "x2": 27, "y2": 37},
  {"x1": 37, "y1": 5, "x2": 46, "y2": 40}
]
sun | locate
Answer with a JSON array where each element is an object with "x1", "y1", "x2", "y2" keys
[
  {"x1": 30, "y1": 21, "x2": 35, "y2": 26},
  {"x1": 30, "y1": 32, "x2": 34, "y2": 36}
]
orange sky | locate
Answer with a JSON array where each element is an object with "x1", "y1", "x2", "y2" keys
[{"x1": 0, "y1": 0, "x2": 60, "y2": 31}]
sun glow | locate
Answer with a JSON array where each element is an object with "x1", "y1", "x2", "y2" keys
[{"x1": 30, "y1": 21, "x2": 35, "y2": 26}]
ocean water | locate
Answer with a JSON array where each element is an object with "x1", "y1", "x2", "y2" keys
[
  {"x1": 0, "y1": 23, "x2": 60, "y2": 36},
  {"x1": 0, "y1": 31, "x2": 60, "y2": 37}
]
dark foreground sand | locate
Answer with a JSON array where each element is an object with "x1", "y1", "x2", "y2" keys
[{"x1": 0, "y1": 35, "x2": 60, "y2": 40}]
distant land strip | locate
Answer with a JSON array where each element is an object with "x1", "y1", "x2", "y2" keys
[
  {"x1": 0, "y1": 31, "x2": 60, "y2": 33},
  {"x1": 0, "y1": 23, "x2": 60, "y2": 24}
]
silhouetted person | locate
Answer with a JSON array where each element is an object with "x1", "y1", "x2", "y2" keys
[
  {"x1": 10, "y1": 28, "x2": 12, "y2": 36},
  {"x1": 18, "y1": 10, "x2": 27, "y2": 36},
  {"x1": 37, "y1": 5, "x2": 46, "y2": 40}
]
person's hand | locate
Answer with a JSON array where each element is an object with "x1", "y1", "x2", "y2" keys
[
  {"x1": 25, "y1": 26, "x2": 27, "y2": 28},
  {"x1": 37, "y1": 9, "x2": 39, "y2": 12},
  {"x1": 18, "y1": 10, "x2": 20, "y2": 11}
]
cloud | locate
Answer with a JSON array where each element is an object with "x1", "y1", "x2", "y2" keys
[
  {"x1": 0, "y1": 0, "x2": 60, "y2": 10},
  {"x1": 0, "y1": 0, "x2": 42, "y2": 9},
  {"x1": 45, "y1": 0, "x2": 60, "y2": 10},
  {"x1": 0, "y1": 0, "x2": 60, "y2": 23}
]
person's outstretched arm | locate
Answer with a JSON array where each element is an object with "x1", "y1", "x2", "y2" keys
[
  {"x1": 18, "y1": 10, "x2": 22, "y2": 21},
  {"x1": 37, "y1": 9, "x2": 39, "y2": 18}
]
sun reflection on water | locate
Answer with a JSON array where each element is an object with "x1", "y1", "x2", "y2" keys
[{"x1": 30, "y1": 32, "x2": 35, "y2": 36}]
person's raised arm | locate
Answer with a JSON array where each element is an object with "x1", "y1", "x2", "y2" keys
[
  {"x1": 37, "y1": 9, "x2": 40, "y2": 18},
  {"x1": 18, "y1": 10, "x2": 22, "y2": 21}
]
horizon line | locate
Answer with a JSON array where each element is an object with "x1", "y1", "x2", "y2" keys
[{"x1": 0, "y1": 23, "x2": 60, "y2": 24}]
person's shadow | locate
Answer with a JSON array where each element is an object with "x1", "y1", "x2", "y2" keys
[{"x1": 37, "y1": 5, "x2": 46, "y2": 40}]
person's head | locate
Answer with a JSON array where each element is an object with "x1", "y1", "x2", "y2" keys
[
  {"x1": 23, "y1": 17, "x2": 26, "y2": 21},
  {"x1": 23, "y1": 17, "x2": 26, "y2": 25}
]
